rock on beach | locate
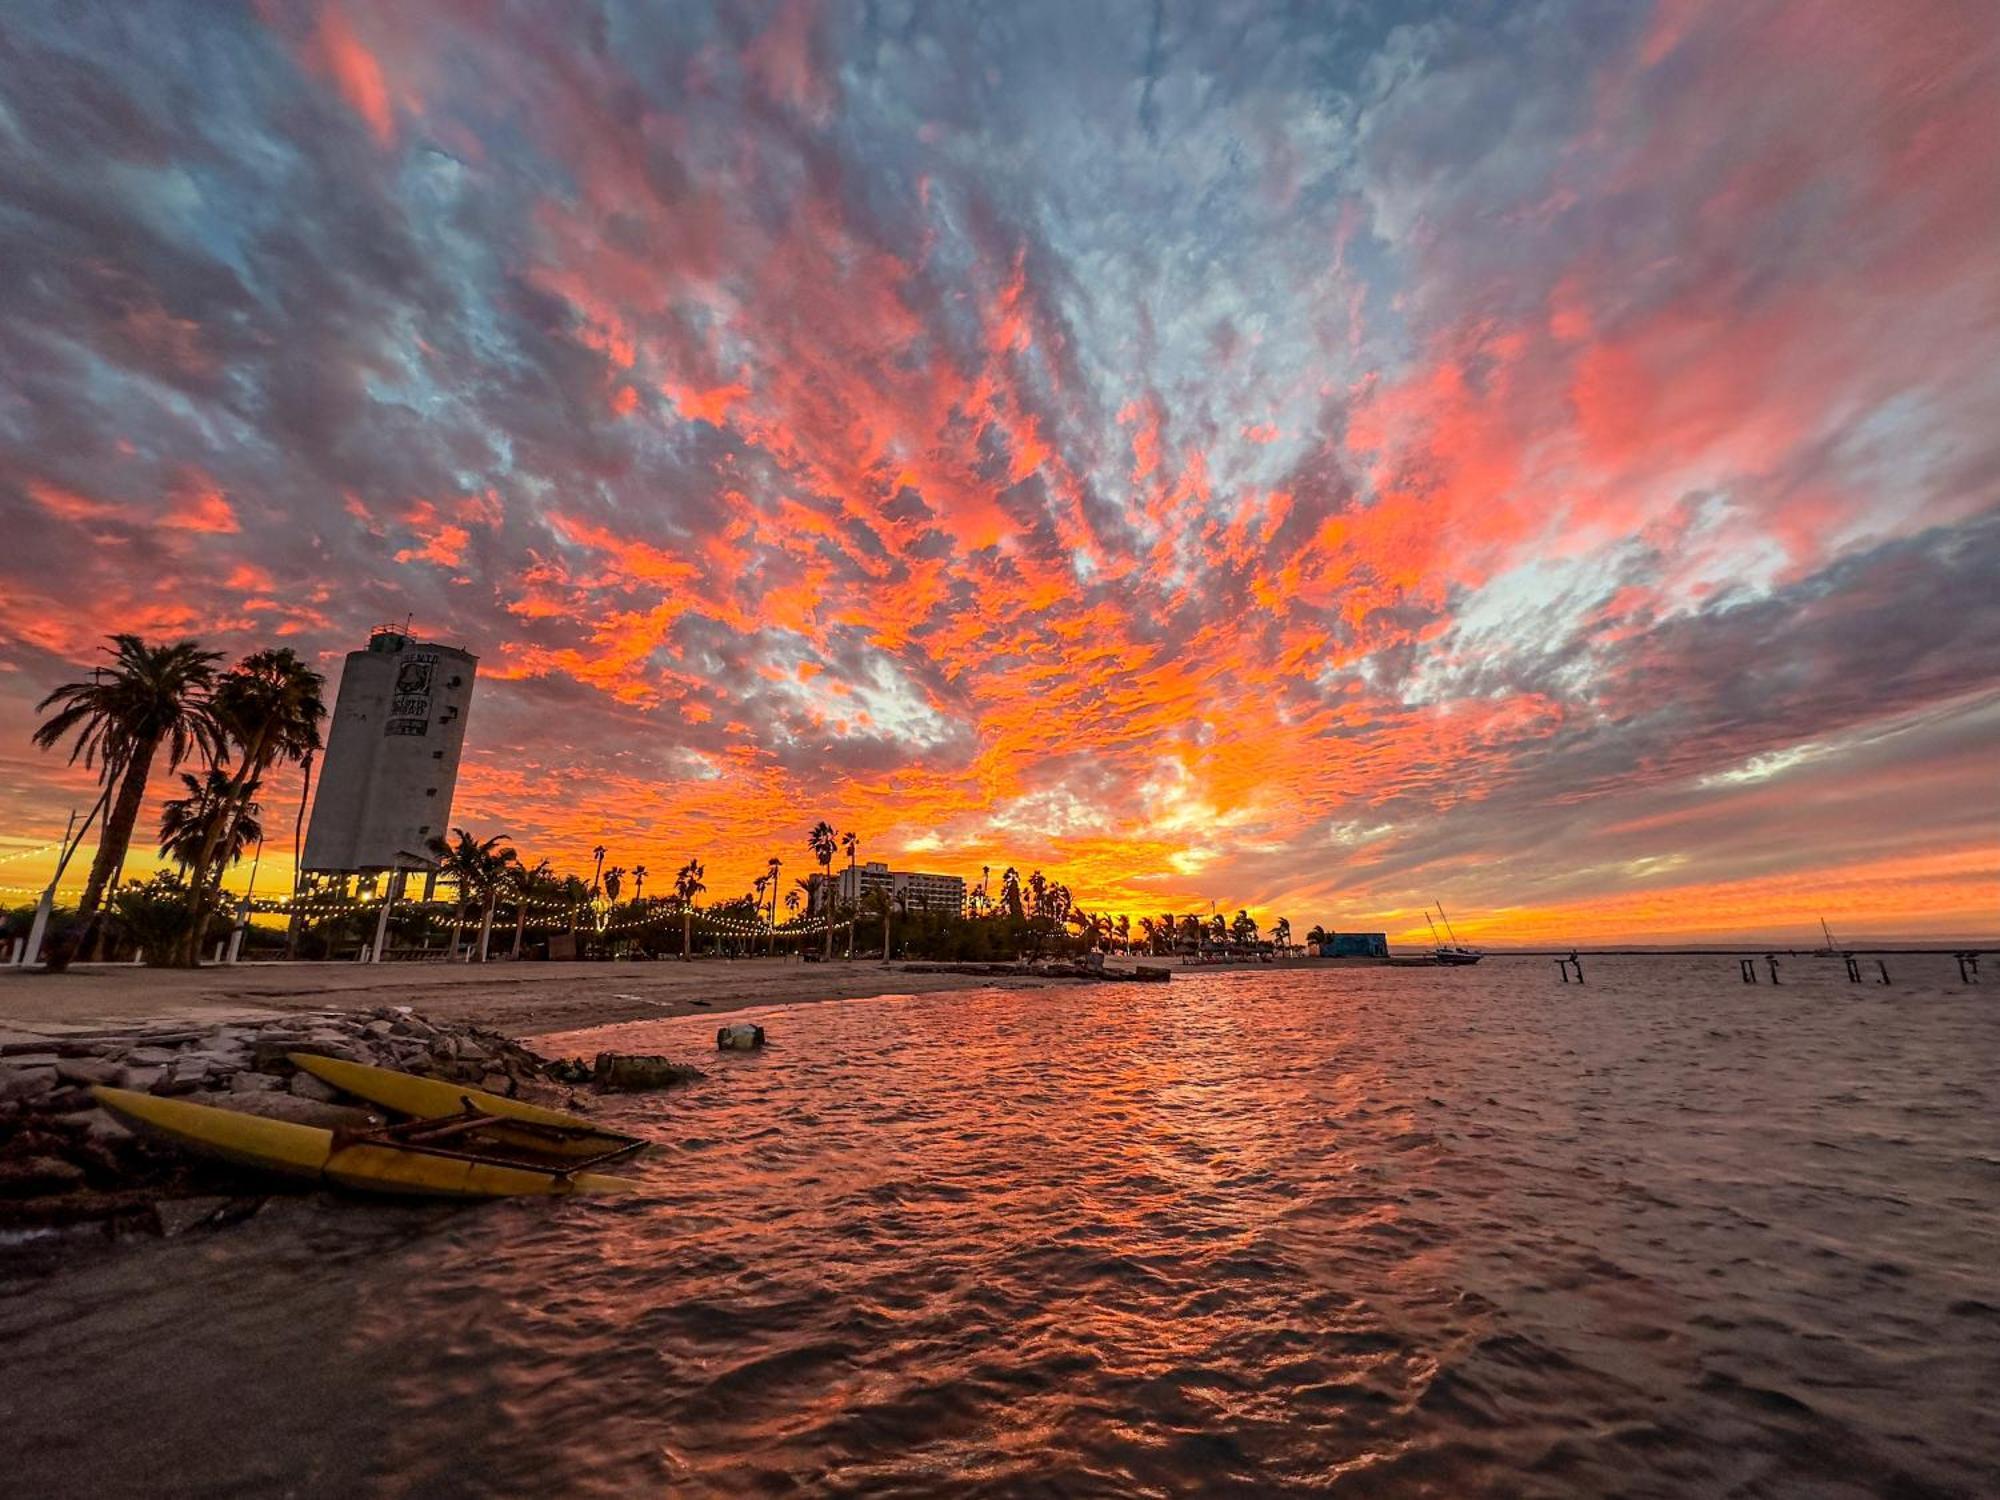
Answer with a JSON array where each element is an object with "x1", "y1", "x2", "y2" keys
[{"x1": 0, "y1": 1004, "x2": 700, "y2": 1240}]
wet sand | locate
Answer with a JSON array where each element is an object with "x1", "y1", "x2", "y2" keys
[{"x1": 0, "y1": 957, "x2": 1058, "y2": 1039}]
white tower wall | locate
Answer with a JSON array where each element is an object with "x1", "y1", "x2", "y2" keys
[{"x1": 301, "y1": 629, "x2": 478, "y2": 874}]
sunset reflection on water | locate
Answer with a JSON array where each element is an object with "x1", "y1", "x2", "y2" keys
[{"x1": 4, "y1": 959, "x2": 1996, "y2": 1497}]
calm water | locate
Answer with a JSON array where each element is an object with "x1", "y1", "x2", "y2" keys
[{"x1": 3, "y1": 959, "x2": 1997, "y2": 1497}]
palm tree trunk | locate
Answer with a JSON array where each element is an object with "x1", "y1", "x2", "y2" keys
[
  {"x1": 46, "y1": 735, "x2": 159, "y2": 972},
  {"x1": 182, "y1": 728, "x2": 271, "y2": 964},
  {"x1": 682, "y1": 909, "x2": 692, "y2": 960},
  {"x1": 285, "y1": 751, "x2": 314, "y2": 959},
  {"x1": 511, "y1": 902, "x2": 526, "y2": 960},
  {"x1": 478, "y1": 894, "x2": 496, "y2": 962},
  {"x1": 821, "y1": 860, "x2": 834, "y2": 961}
]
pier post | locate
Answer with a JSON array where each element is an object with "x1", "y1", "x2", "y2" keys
[
  {"x1": 1765, "y1": 954, "x2": 1781, "y2": 984},
  {"x1": 1955, "y1": 952, "x2": 1980, "y2": 984},
  {"x1": 1740, "y1": 957, "x2": 1756, "y2": 984},
  {"x1": 1844, "y1": 954, "x2": 1861, "y2": 983},
  {"x1": 1554, "y1": 957, "x2": 1570, "y2": 983},
  {"x1": 1877, "y1": 960, "x2": 1890, "y2": 985}
]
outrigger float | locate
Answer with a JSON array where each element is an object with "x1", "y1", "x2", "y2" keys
[{"x1": 92, "y1": 1054, "x2": 650, "y2": 1200}]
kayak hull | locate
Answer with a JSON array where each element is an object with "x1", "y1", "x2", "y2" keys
[
  {"x1": 92, "y1": 1086, "x2": 634, "y2": 1198},
  {"x1": 287, "y1": 1052, "x2": 641, "y2": 1160}
]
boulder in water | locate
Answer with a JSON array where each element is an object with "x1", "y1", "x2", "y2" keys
[
  {"x1": 715, "y1": 1023, "x2": 767, "y2": 1052},
  {"x1": 591, "y1": 1053, "x2": 705, "y2": 1090}
]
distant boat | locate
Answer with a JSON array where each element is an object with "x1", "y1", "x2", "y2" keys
[
  {"x1": 1427, "y1": 903, "x2": 1485, "y2": 966},
  {"x1": 1813, "y1": 917, "x2": 1844, "y2": 956}
]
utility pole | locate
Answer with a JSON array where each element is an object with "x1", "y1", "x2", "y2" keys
[
  {"x1": 227, "y1": 834, "x2": 265, "y2": 965},
  {"x1": 370, "y1": 868, "x2": 402, "y2": 964},
  {"x1": 17, "y1": 809, "x2": 78, "y2": 969}
]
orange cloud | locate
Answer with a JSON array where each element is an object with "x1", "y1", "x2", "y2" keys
[{"x1": 312, "y1": 5, "x2": 395, "y2": 146}]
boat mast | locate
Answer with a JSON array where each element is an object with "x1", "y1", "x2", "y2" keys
[
  {"x1": 1425, "y1": 911, "x2": 1441, "y2": 946},
  {"x1": 1436, "y1": 902, "x2": 1462, "y2": 945}
]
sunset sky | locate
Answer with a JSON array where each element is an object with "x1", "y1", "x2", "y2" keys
[{"x1": 1, "y1": 1, "x2": 1996, "y2": 944}]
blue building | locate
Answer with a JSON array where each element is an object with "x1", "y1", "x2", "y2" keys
[{"x1": 1329, "y1": 932, "x2": 1388, "y2": 958}]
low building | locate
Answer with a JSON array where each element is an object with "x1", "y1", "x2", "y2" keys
[{"x1": 1314, "y1": 932, "x2": 1388, "y2": 958}]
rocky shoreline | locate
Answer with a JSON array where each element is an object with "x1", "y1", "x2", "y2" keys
[{"x1": 0, "y1": 1006, "x2": 693, "y2": 1243}]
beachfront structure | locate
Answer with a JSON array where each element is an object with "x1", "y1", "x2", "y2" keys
[
  {"x1": 300, "y1": 626, "x2": 478, "y2": 875},
  {"x1": 1311, "y1": 932, "x2": 1388, "y2": 958},
  {"x1": 811, "y1": 861, "x2": 967, "y2": 916}
]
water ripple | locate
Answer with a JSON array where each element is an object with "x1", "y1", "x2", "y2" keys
[{"x1": 2, "y1": 958, "x2": 1997, "y2": 1496}]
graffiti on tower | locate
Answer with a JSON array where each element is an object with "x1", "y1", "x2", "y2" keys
[{"x1": 385, "y1": 652, "x2": 437, "y2": 737}]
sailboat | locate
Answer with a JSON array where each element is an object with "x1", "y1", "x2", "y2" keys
[{"x1": 1427, "y1": 902, "x2": 1484, "y2": 966}]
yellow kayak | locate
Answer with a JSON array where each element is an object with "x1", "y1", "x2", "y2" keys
[
  {"x1": 92, "y1": 1086, "x2": 634, "y2": 1198},
  {"x1": 288, "y1": 1052, "x2": 643, "y2": 1161}
]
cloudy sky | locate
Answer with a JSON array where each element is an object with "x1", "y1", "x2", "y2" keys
[{"x1": 1, "y1": 0, "x2": 1995, "y2": 942}]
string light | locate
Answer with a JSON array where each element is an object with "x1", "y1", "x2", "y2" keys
[{"x1": 0, "y1": 840, "x2": 65, "y2": 869}]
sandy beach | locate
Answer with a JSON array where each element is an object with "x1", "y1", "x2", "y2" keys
[{"x1": 0, "y1": 957, "x2": 1060, "y2": 1040}]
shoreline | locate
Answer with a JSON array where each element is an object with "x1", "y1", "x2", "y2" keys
[
  {"x1": 0, "y1": 959, "x2": 1126, "y2": 1239},
  {"x1": 0, "y1": 957, "x2": 1082, "y2": 1043}
]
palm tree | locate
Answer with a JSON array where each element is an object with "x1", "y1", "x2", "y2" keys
[
  {"x1": 631, "y1": 864, "x2": 648, "y2": 901},
  {"x1": 765, "y1": 856, "x2": 781, "y2": 954},
  {"x1": 673, "y1": 859, "x2": 705, "y2": 959},
  {"x1": 1115, "y1": 914, "x2": 1131, "y2": 952},
  {"x1": 284, "y1": 745, "x2": 316, "y2": 959},
  {"x1": 864, "y1": 885, "x2": 893, "y2": 961},
  {"x1": 470, "y1": 839, "x2": 521, "y2": 961},
  {"x1": 603, "y1": 865, "x2": 626, "y2": 905},
  {"x1": 1138, "y1": 916, "x2": 1157, "y2": 952},
  {"x1": 1272, "y1": 917, "x2": 1292, "y2": 953},
  {"x1": 182, "y1": 648, "x2": 324, "y2": 963},
  {"x1": 591, "y1": 844, "x2": 607, "y2": 895},
  {"x1": 428, "y1": 828, "x2": 518, "y2": 961},
  {"x1": 510, "y1": 858, "x2": 556, "y2": 959},
  {"x1": 841, "y1": 831, "x2": 859, "y2": 957},
  {"x1": 1000, "y1": 867, "x2": 1023, "y2": 921},
  {"x1": 31, "y1": 635, "x2": 223, "y2": 969},
  {"x1": 161, "y1": 770, "x2": 262, "y2": 876},
  {"x1": 807, "y1": 820, "x2": 838, "y2": 960}
]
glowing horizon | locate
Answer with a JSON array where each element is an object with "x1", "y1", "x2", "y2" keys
[{"x1": 1, "y1": 2, "x2": 1997, "y2": 947}]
